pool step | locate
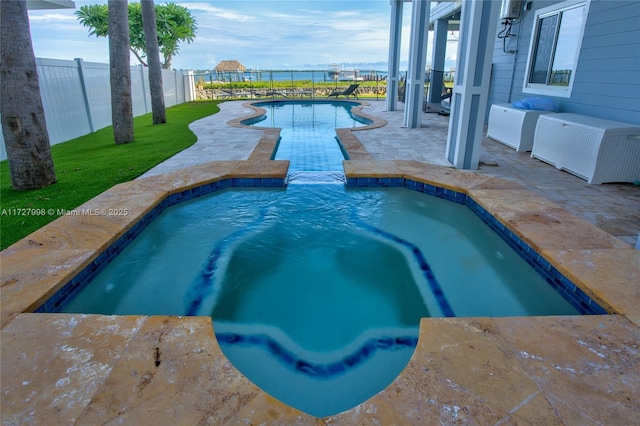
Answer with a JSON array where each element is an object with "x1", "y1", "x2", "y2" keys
[{"x1": 287, "y1": 171, "x2": 345, "y2": 185}]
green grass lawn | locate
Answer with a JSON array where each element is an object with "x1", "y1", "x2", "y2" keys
[{"x1": 0, "y1": 101, "x2": 221, "y2": 250}]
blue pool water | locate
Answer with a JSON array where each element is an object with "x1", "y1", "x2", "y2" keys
[{"x1": 250, "y1": 101, "x2": 370, "y2": 171}]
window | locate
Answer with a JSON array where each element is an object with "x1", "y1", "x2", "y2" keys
[{"x1": 523, "y1": 0, "x2": 589, "y2": 97}]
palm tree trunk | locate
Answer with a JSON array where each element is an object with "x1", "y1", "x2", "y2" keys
[
  {"x1": 108, "y1": 0, "x2": 134, "y2": 144},
  {"x1": 0, "y1": 0, "x2": 57, "y2": 190},
  {"x1": 141, "y1": 0, "x2": 166, "y2": 124}
]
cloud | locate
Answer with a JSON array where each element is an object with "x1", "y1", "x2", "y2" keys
[
  {"x1": 26, "y1": 0, "x2": 432, "y2": 71},
  {"x1": 28, "y1": 13, "x2": 77, "y2": 23},
  {"x1": 262, "y1": 12, "x2": 300, "y2": 20},
  {"x1": 184, "y1": 2, "x2": 255, "y2": 22}
]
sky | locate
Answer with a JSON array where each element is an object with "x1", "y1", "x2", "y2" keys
[{"x1": 27, "y1": 0, "x2": 458, "y2": 71}]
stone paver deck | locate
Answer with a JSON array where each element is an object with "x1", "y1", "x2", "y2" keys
[{"x1": 1, "y1": 100, "x2": 639, "y2": 424}]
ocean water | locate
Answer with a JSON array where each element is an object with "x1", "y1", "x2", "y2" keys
[{"x1": 199, "y1": 70, "x2": 387, "y2": 83}]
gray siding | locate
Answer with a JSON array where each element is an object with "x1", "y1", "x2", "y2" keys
[{"x1": 487, "y1": 0, "x2": 640, "y2": 125}]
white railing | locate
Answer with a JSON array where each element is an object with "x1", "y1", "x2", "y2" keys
[{"x1": 0, "y1": 57, "x2": 196, "y2": 161}]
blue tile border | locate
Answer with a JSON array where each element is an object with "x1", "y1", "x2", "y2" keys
[
  {"x1": 351, "y1": 211, "x2": 455, "y2": 317},
  {"x1": 464, "y1": 197, "x2": 606, "y2": 315},
  {"x1": 39, "y1": 175, "x2": 606, "y2": 317},
  {"x1": 347, "y1": 177, "x2": 466, "y2": 203},
  {"x1": 346, "y1": 177, "x2": 404, "y2": 188},
  {"x1": 36, "y1": 177, "x2": 286, "y2": 314},
  {"x1": 216, "y1": 332, "x2": 417, "y2": 379},
  {"x1": 184, "y1": 206, "x2": 270, "y2": 316},
  {"x1": 345, "y1": 177, "x2": 607, "y2": 316}
]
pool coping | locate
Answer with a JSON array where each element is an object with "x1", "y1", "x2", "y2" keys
[
  {"x1": 230, "y1": 100, "x2": 383, "y2": 162},
  {"x1": 1, "y1": 103, "x2": 639, "y2": 423}
]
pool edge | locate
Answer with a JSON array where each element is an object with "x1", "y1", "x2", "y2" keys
[
  {"x1": 343, "y1": 159, "x2": 638, "y2": 320},
  {"x1": 1, "y1": 133, "x2": 639, "y2": 422}
]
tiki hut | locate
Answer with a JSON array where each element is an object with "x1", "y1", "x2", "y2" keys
[{"x1": 214, "y1": 60, "x2": 247, "y2": 82}]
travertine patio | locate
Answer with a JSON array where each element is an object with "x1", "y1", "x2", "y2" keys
[{"x1": 1, "y1": 100, "x2": 638, "y2": 424}]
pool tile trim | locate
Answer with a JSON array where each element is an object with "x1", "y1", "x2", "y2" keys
[
  {"x1": 0, "y1": 160, "x2": 289, "y2": 328},
  {"x1": 4, "y1": 159, "x2": 634, "y2": 323},
  {"x1": 343, "y1": 159, "x2": 638, "y2": 320},
  {"x1": 35, "y1": 171, "x2": 609, "y2": 318},
  {"x1": 464, "y1": 197, "x2": 607, "y2": 315},
  {"x1": 34, "y1": 177, "x2": 285, "y2": 315},
  {"x1": 233, "y1": 100, "x2": 385, "y2": 163},
  {"x1": 216, "y1": 332, "x2": 418, "y2": 379},
  {"x1": 352, "y1": 213, "x2": 455, "y2": 317},
  {"x1": 345, "y1": 176, "x2": 606, "y2": 316},
  {"x1": 229, "y1": 100, "x2": 385, "y2": 133}
]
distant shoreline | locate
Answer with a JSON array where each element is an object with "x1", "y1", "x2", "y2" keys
[{"x1": 193, "y1": 69, "x2": 389, "y2": 84}]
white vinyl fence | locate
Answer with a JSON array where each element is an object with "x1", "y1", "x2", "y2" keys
[{"x1": 0, "y1": 57, "x2": 196, "y2": 161}]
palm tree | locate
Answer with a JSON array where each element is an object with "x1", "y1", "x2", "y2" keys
[
  {"x1": 0, "y1": 0, "x2": 57, "y2": 190},
  {"x1": 141, "y1": 0, "x2": 166, "y2": 124},
  {"x1": 108, "y1": 0, "x2": 135, "y2": 144}
]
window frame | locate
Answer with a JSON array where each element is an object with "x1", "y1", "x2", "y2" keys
[{"x1": 522, "y1": 0, "x2": 590, "y2": 98}]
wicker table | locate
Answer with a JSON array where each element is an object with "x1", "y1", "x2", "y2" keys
[
  {"x1": 487, "y1": 104, "x2": 553, "y2": 152},
  {"x1": 532, "y1": 113, "x2": 640, "y2": 184}
]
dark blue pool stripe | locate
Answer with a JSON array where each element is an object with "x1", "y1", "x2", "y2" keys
[
  {"x1": 36, "y1": 177, "x2": 285, "y2": 314},
  {"x1": 346, "y1": 177, "x2": 606, "y2": 316},
  {"x1": 184, "y1": 207, "x2": 270, "y2": 316},
  {"x1": 40, "y1": 175, "x2": 608, "y2": 317},
  {"x1": 216, "y1": 332, "x2": 417, "y2": 379},
  {"x1": 351, "y1": 211, "x2": 455, "y2": 317}
]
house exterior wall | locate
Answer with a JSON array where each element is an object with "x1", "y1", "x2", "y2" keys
[{"x1": 487, "y1": 0, "x2": 640, "y2": 125}]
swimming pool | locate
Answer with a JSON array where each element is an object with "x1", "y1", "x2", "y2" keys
[
  {"x1": 248, "y1": 101, "x2": 370, "y2": 172},
  {"x1": 58, "y1": 184, "x2": 583, "y2": 416},
  {"x1": 39, "y1": 100, "x2": 605, "y2": 417}
]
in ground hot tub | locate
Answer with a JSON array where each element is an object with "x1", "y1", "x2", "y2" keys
[{"x1": 42, "y1": 179, "x2": 603, "y2": 417}]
